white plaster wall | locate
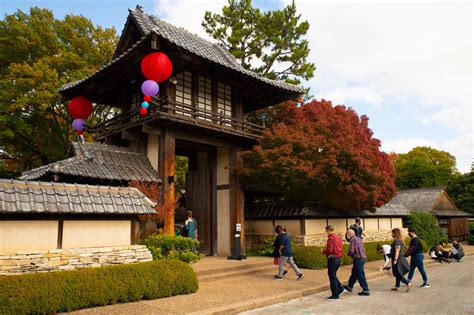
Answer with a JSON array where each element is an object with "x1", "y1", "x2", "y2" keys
[
  {"x1": 379, "y1": 218, "x2": 392, "y2": 230},
  {"x1": 147, "y1": 134, "x2": 159, "y2": 171},
  {"x1": 247, "y1": 220, "x2": 274, "y2": 235},
  {"x1": 217, "y1": 189, "x2": 231, "y2": 255},
  {"x1": 275, "y1": 220, "x2": 300, "y2": 236},
  {"x1": 327, "y1": 219, "x2": 348, "y2": 233},
  {"x1": 391, "y1": 218, "x2": 404, "y2": 229},
  {"x1": 364, "y1": 218, "x2": 379, "y2": 231},
  {"x1": 305, "y1": 219, "x2": 327, "y2": 235},
  {"x1": 0, "y1": 221, "x2": 58, "y2": 254},
  {"x1": 62, "y1": 221, "x2": 131, "y2": 248}
]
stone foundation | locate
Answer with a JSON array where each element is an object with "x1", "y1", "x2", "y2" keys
[
  {"x1": 0, "y1": 245, "x2": 152, "y2": 275},
  {"x1": 247, "y1": 229, "x2": 401, "y2": 251}
]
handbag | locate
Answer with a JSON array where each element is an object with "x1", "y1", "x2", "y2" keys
[{"x1": 273, "y1": 257, "x2": 280, "y2": 265}]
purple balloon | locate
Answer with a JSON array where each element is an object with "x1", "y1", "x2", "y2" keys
[
  {"x1": 72, "y1": 118, "x2": 85, "y2": 132},
  {"x1": 141, "y1": 80, "x2": 159, "y2": 96}
]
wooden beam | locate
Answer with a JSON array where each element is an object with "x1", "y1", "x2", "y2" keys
[
  {"x1": 159, "y1": 128, "x2": 175, "y2": 235},
  {"x1": 122, "y1": 130, "x2": 140, "y2": 141},
  {"x1": 142, "y1": 123, "x2": 163, "y2": 135},
  {"x1": 174, "y1": 129, "x2": 234, "y2": 149}
]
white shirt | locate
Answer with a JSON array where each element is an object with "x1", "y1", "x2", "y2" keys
[{"x1": 382, "y1": 244, "x2": 391, "y2": 255}]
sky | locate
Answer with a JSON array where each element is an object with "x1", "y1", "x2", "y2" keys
[{"x1": 1, "y1": 0, "x2": 472, "y2": 173}]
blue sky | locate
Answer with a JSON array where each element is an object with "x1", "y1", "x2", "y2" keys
[{"x1": 1, "y1": 0, "x2": 472, "y2": 172}]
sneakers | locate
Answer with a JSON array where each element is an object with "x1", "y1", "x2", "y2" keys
[
  {"x1": 297, "y1": 273, "x2": 304, "y2": 281},
  {"x1": 339, "y1": 288, "x2": 347, "y2": 296},
  {"x1": 420, "y1": 283, "x2": 431, "y2": 288},
  {"x1": 327, "y1": 296, "x2": 340, "y2": 300},
  {"x1": 358, "y1": 291, "x2": 370, "y2": 296},
  {"x1": 342, "y1": 285, "x2": 353, "y2": 293},
  {"x1": 273, "y1": 275, "x2": 283, "y2": 280},
  {"x1": 391, "y1": 287, "x2": 399, "y2": 291},
  {"x1": 405, "y1": 283, "x2": 412, "y2": 292},
  {"x1": 282, "y1": 270, "x2": 288, "y2": 276}
]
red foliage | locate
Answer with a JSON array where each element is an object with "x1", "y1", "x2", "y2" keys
[
  {"x1": 128, "y1": 180, "x2": 178, "y2": 231},
  {"x1": 242, "y1": 99, "x2": 396, "y2": 210}
]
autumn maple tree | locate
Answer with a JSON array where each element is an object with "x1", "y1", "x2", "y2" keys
[{"x1": 241, "y1": 100, "x2": 397, "y2": 210}]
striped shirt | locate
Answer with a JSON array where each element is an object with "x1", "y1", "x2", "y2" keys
[{"x1": 348, "y1": 236, "x2": 366, "y2": 259}]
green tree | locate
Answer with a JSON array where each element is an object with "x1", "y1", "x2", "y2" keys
[
  {"x1": 446, "y1": 172, "x2": 474, "y2": 215},
  {"x1": 202, "y1": 0, "x2": 315, "y2": 86},
  {"x1": 405, "y1": 211, "x2": 446, "y2": 246},
  {"x1": 393, "y1": 146, "x2": 458, "y2": 189},
  {"x1": 0, "y1": 8, "x2": 117, "y2": 176}
]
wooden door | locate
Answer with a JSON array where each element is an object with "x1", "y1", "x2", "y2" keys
[{"x1": 186, "y1": 169, "x2": 213, "y2": 255}]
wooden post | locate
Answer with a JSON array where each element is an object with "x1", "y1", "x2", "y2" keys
[
  {"x1": 230, "y1": 148, "x2": 245, "y2": 254},
  {"x1": 159, "y1": 128, "x2": 176, "y2": 234}
]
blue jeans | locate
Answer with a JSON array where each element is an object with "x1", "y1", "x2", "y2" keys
[
  {"x1": 408, "y1": 253, "x2": 428, "y2": 284},
  {"x1": 348, "y1": 258, "x2": 369, "y2": 292},
  {"x1": 328, "y1": 257, "x2": 343, "y2": 297}
]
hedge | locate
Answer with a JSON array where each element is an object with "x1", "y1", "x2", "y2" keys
[
  {"x1": 0, "y1": 259, "x2": 198, "y2": 314},
  {"x1": 294, "y1": 239, "x2": 428, "y2": 270},
  {"x1": 141, "y1": 234, "x2": 201, "y2": 263}
]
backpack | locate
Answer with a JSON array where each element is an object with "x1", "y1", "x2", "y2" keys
[
  {"x1": 180, "y1": 225, "x2": 189, "y2": 237},
  {"x1": 349, "y1": 224, "x2": 362, "y2": 238}
]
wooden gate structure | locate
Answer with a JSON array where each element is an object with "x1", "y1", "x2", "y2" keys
[{"x1": 59, "y1": 6, "x2": 303, "y2": 255}]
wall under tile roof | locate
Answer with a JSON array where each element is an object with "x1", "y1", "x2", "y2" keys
[{"x1": 0, "y1": 179, "x2": 156, "y2": 215}]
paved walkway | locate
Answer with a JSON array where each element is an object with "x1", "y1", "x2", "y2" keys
[
  {"x1": 244, "y1": 255, "x2": 474, "y2": 315},
  {"x1": 71, "y1": 245, "x2": 474, "y2": 314}
]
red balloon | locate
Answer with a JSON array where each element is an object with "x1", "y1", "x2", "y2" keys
[
  {"x1": 75, "y1": 130, "x2": 84, "y2": 136},
  {"x1": 139, "y1": 107, "x2": 148, "y2": 116},
  {"x1": 141, "y1": 52, "x2": 172, "y2": 82},
  {"x1": 143, "y1": 95, "x2": 151, "y2": 102},
  {"x1": 68, "y1": 96, "x2": 93, "y2": 119}
]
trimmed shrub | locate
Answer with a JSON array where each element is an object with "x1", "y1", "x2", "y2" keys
[
  {"x1": 141, "y1": 234, "x2": 201, "y2": 263},
  {"x1": 469, "y1": 221, "x2": 474, "y2": 234},
  {"x1": 294, "y1": 239, "x2": 427, "y2": 270},
  {"x1": 468, "y1": 235, "x2": 474, "y2": 245},
  {"x1": 0, "y1": 259, "x2": 198, "y2": 314},
  {"x1": 405, "y1": 211, "x2": 447, "y2": 246}
]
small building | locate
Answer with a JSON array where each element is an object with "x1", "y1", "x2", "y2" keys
[
  {"x1": 245, "y1": 201, "x2": 410, "y2": 248},
  {"x1": 0, "y1": 179, "x2": 156, "y2": 274},
  {"x1": 391, "y1": 187, "x2": 471, "y2": 240},
  {"x1": 0, "y1": 179, "x2": 157, "y2": 253}
]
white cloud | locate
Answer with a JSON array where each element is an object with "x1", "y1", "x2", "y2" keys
[
  {"x1": 152, "y1": 0, "x2": 472, "y2": 172},
  {"x1": 153, "y1": 0, "x2": 226, "y2": 40},
  {"x1": 381, "y1": 138, "x2": 438, "y2": 154}
]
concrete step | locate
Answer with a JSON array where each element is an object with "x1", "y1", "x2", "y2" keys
[
  {"x1": 199, "y1": 264, "x2": 276, "y2": 282},
  {"x1": 195, "y1": 260, "x2": 272, "y2": 277}
]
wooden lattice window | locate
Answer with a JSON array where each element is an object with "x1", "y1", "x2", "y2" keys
[
  {"x1": 217, "y1": 82, "x2": 232, "y2": 126},
  {"x1": 175, "y1": 71, "x2": 192, "y2": 116},
  {"x1": 198, "y1": 75, "x2": 212, "y2": 121}
]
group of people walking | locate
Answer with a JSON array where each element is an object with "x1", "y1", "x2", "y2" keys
[
  {"x1": 323, "y1": 225, "x2": 430, "y2": 299},
  {"x1": 272, "y1": 218, "x2": 435, "y2": 301}
]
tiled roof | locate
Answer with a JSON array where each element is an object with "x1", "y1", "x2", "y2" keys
[
  {"x1": 0, "y1": 179, "x2": 156, "y2": 215},
  {"x1": 245, "y1": 201, "x2": 410, "y2": 219},
  {"x1": 60, "y1": 7, "x2": 304, "y2": 94},
  {"x1": 391, "y1": 187, "x2": 470, "y2": 217},
  {"x1": 20, "y1": 142, "x2": 160, "y2": 183}
]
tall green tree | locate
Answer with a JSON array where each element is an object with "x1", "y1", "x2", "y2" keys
[
  {"x1": 393, "y1": 146, "x2": 458, "y2": 189},
  {"x1": 0, "y1": 8, "x2": 118, "y2": 176},
  {"x1": 202, "y1": 0, "x2": 315, "y2": 86},
  {"x1": 446, "y1": 172, "x2": 474, "y2": 215},
  {"x1": 405, "y1": 211, "x2": 446, "y2": 246}
]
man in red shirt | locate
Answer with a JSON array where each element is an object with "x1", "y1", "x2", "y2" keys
[{"x1": 321, "y1": 225, "x2": 343, "y2": 299}]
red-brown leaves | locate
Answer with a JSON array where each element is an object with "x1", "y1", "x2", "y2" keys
[{"x1": 242, "y1": 99, "x2": 396, "y2": 210}]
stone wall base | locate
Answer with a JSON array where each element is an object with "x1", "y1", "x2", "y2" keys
[
  {"x1": 0, "y1": 245, "x2": 152, "y2": 276},
  {"x1": 246, "y1": 229, "x2": 402, "y2": 251}
]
